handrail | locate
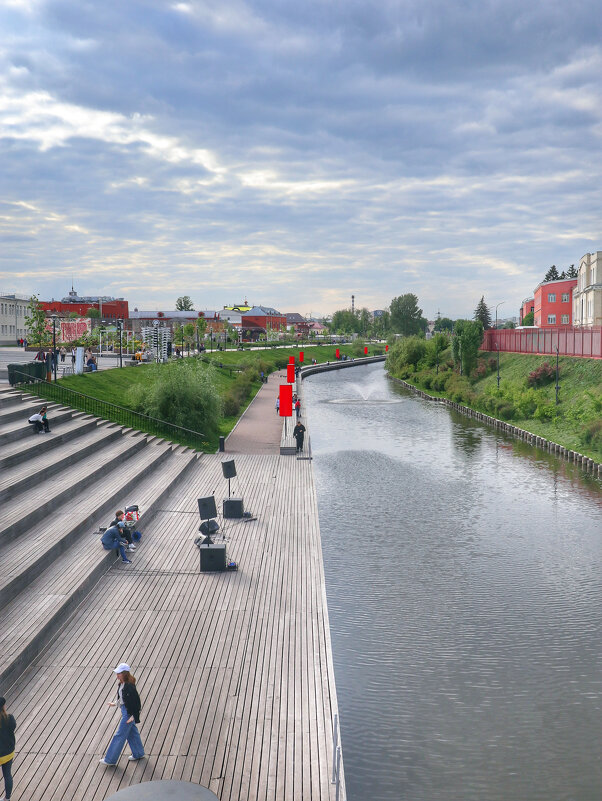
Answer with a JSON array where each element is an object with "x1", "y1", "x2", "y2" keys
[{"x1": 12, "y1": 370, "x2": 207, "y2": 451}]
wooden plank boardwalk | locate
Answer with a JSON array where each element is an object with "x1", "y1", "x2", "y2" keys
[{"x1": 6, "y1": 374, "x2": 344, "y2": 800}]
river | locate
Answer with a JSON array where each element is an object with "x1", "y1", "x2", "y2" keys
[{"x1": 305, "y1": 363, "x2": 602, "y2": 801}]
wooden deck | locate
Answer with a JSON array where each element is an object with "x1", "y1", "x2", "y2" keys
[{"x1": 7, "y1": 451, "x2": 343, "y2": 800}]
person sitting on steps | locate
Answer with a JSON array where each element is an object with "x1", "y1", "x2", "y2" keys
[
  {"x1": 101, "y1": 523, "x2": 132, "y2": 564},
  {"x1": 28, "y1": 406, "x2": 50, "y2": 433},
  {"x1": 110, "y1": 511, "x2": 136, "y2": 552}
]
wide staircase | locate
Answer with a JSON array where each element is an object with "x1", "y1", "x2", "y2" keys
[{"x1": 0, "y1": 386, "x2": 200, "y2": 690}]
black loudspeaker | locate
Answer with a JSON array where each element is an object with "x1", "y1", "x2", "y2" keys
[
  {"x1": 223, "y1": 498, "x2": 244, "y2": 518},
  {"x1": 200, "y1": 543, "x2": 226, "y2": 572},
  {"x1": 221, "y1": 459, "x2": 237, "y2": 479},
  {"x1": 197, "y1": 496, "x2": 217, "y2": 520}
]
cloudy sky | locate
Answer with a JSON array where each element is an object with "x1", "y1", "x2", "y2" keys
[{"x1": 1, "y1": 0, "x2": 600, "y2": 319}]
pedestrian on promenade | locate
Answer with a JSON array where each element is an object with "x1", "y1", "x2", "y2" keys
[
  {"x1": 100, "y1": 663, "x2": 145, "y2": 766},
  {"x1": 293, "y1": 421, "x2": 306, "y2": 453},
  {"x1": 295, "y1": 398, "x2": 301, "y2": 419},
  {"x1": 60, "y1": 346, "x2": 66, "y2": 363},
  {"x1": 0, "y1": 696, "x2": 16, "y2": 801},
  {"x1": 275, "y1": 397, "x2": 280, "y2": 414},
  {"x1": 100, "y1": 523, "x2": 132, "y2": 564},
  {"x1": 71, "y1": 347, "x2": 76, "y2": 365}
]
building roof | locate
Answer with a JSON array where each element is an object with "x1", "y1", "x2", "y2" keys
[
  {"x1": 130, "y1": 310, "x2": 218, "y2": 319},
  {"x1": 242, "y1": 306, "x2": 283, "y2": 317},
  {"x1": 285, "y1": 312, "x2": 306, "y2": 323}
]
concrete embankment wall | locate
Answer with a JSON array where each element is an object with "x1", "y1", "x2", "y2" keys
[{"x1": 390, "y1": 375, "x2": 602, "y2": 480}]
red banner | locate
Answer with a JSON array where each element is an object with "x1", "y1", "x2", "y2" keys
[
  {"x1": 335, "y1": 348, "x2": 340, "y2": 359},
  {"x1": 279, "y1": 384, "x2": 293, "y2": 416},
  {"x1": 287, "y1": 363, "x2": 295, "y2": 383},
  {"x1": 299, "y1": 351, "x2": 304, "y2": 362},
  {"x1": 385, "y1": 344, "x2": 388, "y2": 352},
  {"x1": 364, "y1": 346, "x2": 368, "y2": 355},
  {"x1": 289, "y1": 356, "x2": 295, "y2": 363}
]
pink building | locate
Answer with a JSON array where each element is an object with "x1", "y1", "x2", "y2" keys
[{"x1": 533, "y1": 279, "x2": 577, "y2": 328}]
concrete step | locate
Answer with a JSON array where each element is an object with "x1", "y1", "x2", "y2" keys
[
  {"x1": 0, "y1": 390, "x2": 28, "y2": 409},
  {"x1": 0, "y1": 415, "x2": 103, "y2": 470},
  {"x1": 0, "y1": 398, "x2": 60, "y2": 426},
  {"x1": 0, "y1": 447, "x2": 198, "y2": 690},
  {"x1": 0, "y1": 437, "x2": 176, "y2": 612},
  {"x1": 0, "y1": 421, "x2": 123, "y2": 504},
  {"x1": 0, "y1": 428, "x2": 152, "y2": 544},
  {"x1": 0, "y1": 406, "x2": 77, "y2": 445}
]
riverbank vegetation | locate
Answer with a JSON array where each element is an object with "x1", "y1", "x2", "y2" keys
[{"x1": 387, "y1": 338, "x2": 602, "y2": 460}]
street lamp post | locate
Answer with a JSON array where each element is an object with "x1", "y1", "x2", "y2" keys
[
  {"x1": 117, "y1": 319, "x2": 123, "y2": 368},
  {"x1": 181, "y1": 325, "x2": 185, "y2": 358},
  {"x1": 495, "y1": 301, "x2": 505, "y2": 330},
  {"x1": 555, "y1": 346, "x2": 560, "y2": 404},
  {"x1": 496, "y1": 343, "x2": 500, "y2": 388},
  {"x1": 51, "y1": 314, "x2": 57, "y2": 382}
]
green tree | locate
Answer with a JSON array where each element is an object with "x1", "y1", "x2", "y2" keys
[
  {"x1": 86, "y1": 307, "x2": 101, "y2": 319},
  {"x1": 522, "y1": 311, "x2": 534, "y2": 326},
  {"x1": 175, "y1": 295, "x2": 194, "y2": 311},
  {"x1": 544, "y1": 265, "x2": 559, "y2": 282},
  {"x1": 434, "y1": 316, "x2": 454, "y2": 332},
  {"x1": 24, "y1": 295, "x2": 50, "y2": 347},
  {"x1": 566, "y1": 263, "x2": 578, "y2": 278},
  {"x1": 373, "y1": 310, "x2": 391, "y2": 339},
  {"x1": 425, "y1": 333, "x2": 449, "y2": 367},
  {"x1": 474, "y1": 296, "x2": 492, "y2": 329},
  {"x1": 331, "y1": 308, "x2": 361, "y2": 334},
  {"x1": 68, "y1": 311, "x2": 79, "y2": 319},
  {"x1": 359, "y1": 308, "x2": 372, "y2": 337},
  {"x1": 183, "y1": 322, "x2": 196, "y2": 354},
  {"x1": 452, "y1": 319, "x2": 483, "y2": 376},
  {"x1": 390, "y1": 294, "x2": 423, "y2": 336}
]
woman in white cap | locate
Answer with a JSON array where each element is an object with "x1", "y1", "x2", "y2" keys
[{"x1": 100, "y1": 663, "x2": 145, "y2": 765}]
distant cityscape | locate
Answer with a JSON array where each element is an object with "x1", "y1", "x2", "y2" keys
[{"x1": 0, "y1": 249, "x2": 600, "y2": 346}]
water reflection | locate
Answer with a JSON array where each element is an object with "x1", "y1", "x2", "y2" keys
[{"x1": 306, "y1": 364, "x2": 602, "y2": 801}]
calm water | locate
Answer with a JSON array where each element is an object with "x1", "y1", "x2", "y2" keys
[{"x1": 305, "y1": 364, "x2": 602, "y2": 801}]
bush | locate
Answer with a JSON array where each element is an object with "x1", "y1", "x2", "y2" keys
[
  {"x1": 488, "y1": 358, "x2": 497, "y2": 371},
  {"x1": 527, "y1": 362, "x2": 556, "y2": 387},
  {"x1": 580, "y1": 419, "x2": 602, "y2": 451},
  {"x1": 127, "y1": 360, "x2": 221, "y2": 439}
]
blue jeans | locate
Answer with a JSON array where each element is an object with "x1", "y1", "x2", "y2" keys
[
  {"x1": 2, "y1": 759, "x2": 13, "y2": 799},
  {"x1": 104, "y1": 705, "x2": 144, "y2": 763},
  {"x1": 102, "y1": 542, "x2": 128, "y2": 561}
]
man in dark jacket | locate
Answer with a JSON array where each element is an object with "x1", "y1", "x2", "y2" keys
[
  {"x1": 101, "y1": 523, "x2": 131, "y2": 564},
  {"x1": 293, "y1": 421, "x2": 306, "y2": 453}
]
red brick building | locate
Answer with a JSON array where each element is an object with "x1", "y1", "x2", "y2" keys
[
  {"x1": 533, "y1": 278, "x2": 576, "y2": 328},
  {"x1": 42, "y1": 287, "x2": 129, "y2": 320},
  {"x1": 519, "y1": 297, "x2": 534, "y2": 325},
  {"x1": 240, "y1": 306, "x2": 287, "y2": 338}
]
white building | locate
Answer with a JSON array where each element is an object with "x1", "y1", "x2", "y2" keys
[
  {"x1": 0, "y1": 293, "x2": 31, "y2": 345},
  {"x1": 573, "y1": 251, "x2": 602, "y2": 327}
]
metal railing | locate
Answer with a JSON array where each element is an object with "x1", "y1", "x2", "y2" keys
[
  {"x1": 12, "y1": 370, "x2": 207, "y2": 451},
  {"x1": 332, "y1": 713, "x2": 345, "y2": 800}
]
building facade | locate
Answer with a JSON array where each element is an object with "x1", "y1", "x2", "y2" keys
[
  {"x1": 41, "y1": 287, "x2": 129, "y2": 320},
  {"x1": 533, "y1": 278, "x2": 576, "y2": 328},
  {"x1": 519, "y1": 297, "x2": 534, "y2": 324},
  {"x1": 129, "y1": 309, "x2": 221, "y2": 335},
  {"x1": 240, "y1": 306, "x2": 287, "y2": 338},
  {"x1": 573, "y1": 251, "x2": 602, "y2": 327},
  {"x1": 0, "y1": 293, "x2": 31, "y2": 345}
]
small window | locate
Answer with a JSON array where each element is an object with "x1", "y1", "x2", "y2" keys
[
  {"x1": 561, "y1": 315, "x2": 569, "y2": 324},
  {"x1": 548, "y1": 293, "x2": 556, "y2": 303},
  {"x1": 547, "y1": 314, "x2": 556, "y2": 324},
  {"x1": 561, "y1": 293, "x2": 570, "y2": 303}
]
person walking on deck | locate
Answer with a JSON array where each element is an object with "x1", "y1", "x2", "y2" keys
[
  {"x1": 275, "y1": 397, "x2": 280, "y2": 414},
  {"x1": 293, "y1": 421, "x2": 306, "y2": 453},
  {"x1": 100, "y1": 664, "x2": 145, "y2": 765},
  {"x1": 0, "y1": 696, "x2": 16, "y2": 801}
]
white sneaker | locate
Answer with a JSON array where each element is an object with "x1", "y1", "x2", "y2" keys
[
  {"x1": 128, "y1": 544, "x2": 136, "y2": 550},
  {"x1": 99, "y1": 758, "x2": 116, "y2": 765},
  {"x1": 128, "y1": 754, "x2": 145, "y2": 761}
]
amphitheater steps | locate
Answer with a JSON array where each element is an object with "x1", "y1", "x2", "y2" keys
[
  {"x1": 0, "y1": 389, "x2": 204, "y2": 690},
  {"x1": 0, "y1": 415, "x2": 107, "y2": 470},
  {"x1": 0, "y1": 429, "x2": 152, "y2": 543},
  {"x1": 0, "y1": 421, "x2": 123, "y2": 504},
  {"x1": 0, "y1": 446, "x2": 198, "y2": 689}
]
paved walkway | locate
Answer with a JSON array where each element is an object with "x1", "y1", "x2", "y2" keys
[{"x1": 225, "y1": 371, "x2": 290, "y2": 455}]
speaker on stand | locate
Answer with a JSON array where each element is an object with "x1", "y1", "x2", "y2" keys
[
  {"x1": 196, "y1": 496, "x2": 226, "y2": 571},
  {"x1": 221, "y1": 459, "x2": 245, "y2": 518}
]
